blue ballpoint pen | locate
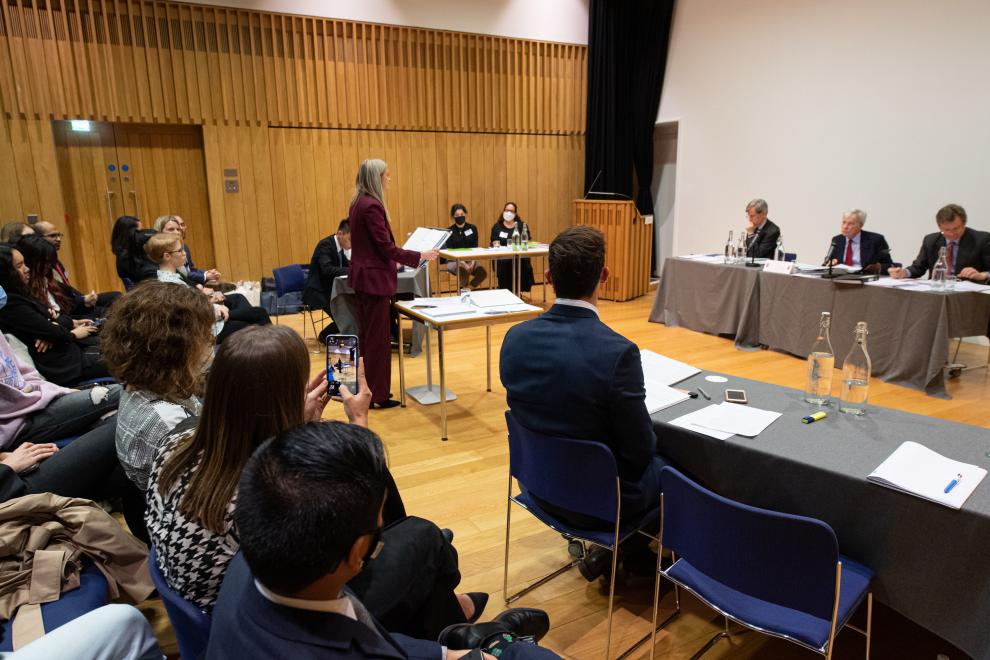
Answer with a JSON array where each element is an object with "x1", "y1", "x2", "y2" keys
[{"x1": 944, "y1": 473, "x2": 963, "y2": 494}]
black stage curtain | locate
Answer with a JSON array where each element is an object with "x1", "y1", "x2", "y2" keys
[{"x1": 585, "y1": 0, "x2": 675, "y2": 215}]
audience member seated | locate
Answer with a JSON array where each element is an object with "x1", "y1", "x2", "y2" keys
[
  {"x1": 444, "y1": 204, "x2": 486, "y2": 290},
  {"x1": 17, "y1": 236, "x2": 106, "y2": 323},
  {"x1": 491, "y1": 201, "x2": 534, "y2": 294},
  {"x1": 0, "y1": 221, "x2": 34, "y2": 244},
  {"x1": 1, "y1": 604, "x2": 162, "y2": 660},
  {"x1": 154, "y1": 214, "x2": 221, "y2": 287},
  {"x1": 499, "y1": 226, "x2": 668, "y2": 580},
  {"x1": 147, "y1": 326, "x2": 484, "y2": 638},
  {"x1": 889, "y1": 203, "x2": 990, "y2": 282},
  {"x1": 101, "y1": 282, "x2": 212, "y2": 491},
  {"x1": 206, "y1": 421, "x2": 557, "y2": 660},
  {"x1": 743, "y1": 198, "x2": 781, "y2": 259},
  {"x1": 110, "y1": 216, "x2": 157, "y2": 284},
  {"x1": 145, "y1": 232, "x2": 270, "y2": 343},
  {"x1": 35, "y1": 219, "x2": 120, "y2": 312},
  {"x1": 0, "y1": 245, "x2": 109, "y2": 386},
  {"x1": 302, "y1": 218, "x2": 350, "y2": 343},
  {"x1": 825, "y1": 209, "x2": 894, "y2": 274}
]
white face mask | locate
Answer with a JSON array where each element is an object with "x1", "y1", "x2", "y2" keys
[
  {"x1": 502, "y1": 211, "x2": 516, "y2": 222},
  {"x1": 344, "y1": 248, "x2": 352, "y2": 260}
]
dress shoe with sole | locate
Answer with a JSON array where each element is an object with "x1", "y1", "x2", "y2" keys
[{"x1": 437, "y1": 608, "x2": 550, "y2": 649}]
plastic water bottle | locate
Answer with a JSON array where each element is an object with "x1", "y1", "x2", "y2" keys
[
  {"x1": 511, "y1": 226, "x2": 520, "y2": 251},
  {"x1": 520, "y1": 224, "x2": 530, "y2": 251},
  {"x1": 775, "y1": 239, "x2": 785, "y2": 262},
  {"x1": 804, "y1": 312, "x2": 834, "y2": 405},
  {"x1": 724, "y1": 231, "x2": 734, "y2": 263},
  {"x1": 839, "y1": 321, "x2": 871, "y2": 415},
  {"x1": 931, "y1": 246, "x2": 948, "y2": 290}
]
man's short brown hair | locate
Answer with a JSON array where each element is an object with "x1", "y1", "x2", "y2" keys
[
  {"x1": 548, "y1": 226, "x2": 606, "y2": 299},
  {"x1": 144, "y1": 232, "x2": 182, "y2": 264},
  {"x1": 936, "y1": 203, "x2": 967, "y2": 226}
]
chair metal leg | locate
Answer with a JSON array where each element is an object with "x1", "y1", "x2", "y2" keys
[
  {"x1": 865, "y1": 592, "x2": 873, "y2": 660},
  {"x1": 503, "y1": 476, "x2": 512, "y2": 605},
  {"x1": 505, "y1": 561, "x2": 580, "y2": 605},
  {"x1": 688, "y1": 618, "x2": 731, "y2": 660}
]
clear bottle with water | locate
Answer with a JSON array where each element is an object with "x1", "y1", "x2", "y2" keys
[
  {"x1": 931, "y1": 246, "x2": 948, "y2": 289},
  {"x1": 511, "y1": 226, "x2": 521, "y2": 251},
  {"x1": 839, "y1": 321, "x2": 871, "y2": 415},
  {"x1": 736, "y1": 234, "x2": 747, "y2": 263},
  {"x1": 804, "y1": 311, "x2": 834, "y2": 405},
  {"x1": 775, "y1": 239, "x2": 785, "y2": 262},
  {"x1": 724, "y1": 231, "x2": 734, "y2": 263},
  {"x1": 520, "y1": 224, "x2": 530, "y2": 251}
]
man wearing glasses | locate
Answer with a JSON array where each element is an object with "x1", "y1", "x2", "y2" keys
[{"x1": 35, "y1": 220, "x2": 121, "y2": 312}]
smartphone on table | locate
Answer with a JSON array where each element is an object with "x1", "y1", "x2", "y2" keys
[{"x1": 326, "y1": 335, "x2": 360, "y2": 397}]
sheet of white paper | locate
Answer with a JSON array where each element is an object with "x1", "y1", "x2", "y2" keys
[
  {"x1": 640, "y1": 349, "x2": 701, "y2": 386},
  {"x1": 403, "y1": 227, "x2": 450, "y2": 253},
  {"x1": 644, "y1": 383, "x2": 691, "y2": 414},
  {"x1": 948, "y1": 280, "x2": 990, "y2": 293},
  {"x1": 679, "y1": 253, "x2": 725, "y2": 263},
  {"x1": 868, "y1": 441, "x2": 987, "y2": 510},
  {"x1": 667, "y1": 405, "x2": 733, "y2": 440},
  {"x1": 466, "y1": 289, "x2": 525, "y2": 307},
  {"x1": 480, "y1": 303, "x2": 541, "y2": 314},
  {"x1": 690, "y1": 402, "x2": 782, "y2": 437}
]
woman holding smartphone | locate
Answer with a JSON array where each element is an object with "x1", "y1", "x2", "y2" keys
[{"x1": 348, "y1": 159, "x2": 438, "y2": 409}]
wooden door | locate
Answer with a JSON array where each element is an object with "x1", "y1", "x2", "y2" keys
[
  {"x1": 54, "y1": 122, "x2": 214, "y2": 293},
  {"x1": 53, "y1": 121, "x2": 125, "y2": 293},
  {"x1": 112, "y1": 124, "x2": 216, "y2": 272}
]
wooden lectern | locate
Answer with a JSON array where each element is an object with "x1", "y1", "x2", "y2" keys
[{"x1": 573, "y1": 199, "x2": 652, "y2": 301}]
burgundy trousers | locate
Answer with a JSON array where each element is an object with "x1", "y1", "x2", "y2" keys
[{"x1": 355, "y1": 292, "x2": 392, "y2": 403}]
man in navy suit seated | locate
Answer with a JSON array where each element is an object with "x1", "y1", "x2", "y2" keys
[
  {"x1": 824, "y1": 209, "x2": 893, "y2": 274},
  {"x1": 206, "y1": 421, "x2": 559, "y2": 660},
  {"x1": 499, "y1": 226, "x2": 668, "y2": 580}
]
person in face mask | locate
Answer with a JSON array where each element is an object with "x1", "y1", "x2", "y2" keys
[
  {"x1": 303, "y1": 219, "x2": 352, "y2": 344},
  {"x1": 443, "y1": 204, "x2": 486, "y2": 290},
  {"x1": 490, "y1": 201, "x2": 535, "y2": 294}
]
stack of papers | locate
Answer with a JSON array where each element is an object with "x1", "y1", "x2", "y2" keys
[
  {"x1": 640, "y1": 350, "x2": 700, "y2": 386},
  {"x1": 668, "y1": 403, "x2": 782, "y2": 439},
  {"x1": 679, "y1": 253, "x2": 726, "y2": 263},
  {"x1": 868, "y1": 441, "x2": 987, "y2": 509}
]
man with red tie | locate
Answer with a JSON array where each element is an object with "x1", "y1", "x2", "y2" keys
[
  {"x1": 889, "y1": 204, "x2": 990, "y2": 282},
  {"x1": 825, "y1": 209, "x2": 893, "y2": 274}
]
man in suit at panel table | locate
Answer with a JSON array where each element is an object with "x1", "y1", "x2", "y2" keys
[
  {"x1": 206, "y1": 421, "x2": 558, "y2": 660},
  {"x1": 499, "y1": 226, "x2": 669, "y2": 580},
  {"x1": 824, "y1": 209, "x2": 894, "y2": 274},
  {"x1": 744, "y1": 198, "x2": 782, "y2": 259},
  {"x1": 889, "y1": 203, "x2": 990, "y2": 282},
  {"x1": 303, "y1": 219, "x2": 352, "y2": 342}
]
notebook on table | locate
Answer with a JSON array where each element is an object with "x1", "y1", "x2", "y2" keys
[{"x1": 868, "y1": 441, "x2": 987, "y2": 509}]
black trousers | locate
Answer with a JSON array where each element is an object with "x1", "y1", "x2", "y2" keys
[{"x1": 216, "y1": 293, "x2": 272, "y2": 343}]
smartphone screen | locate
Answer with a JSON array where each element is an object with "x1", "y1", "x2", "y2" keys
[{"x1": 326, "y1": 335, "x2": 359, "y2": 397}]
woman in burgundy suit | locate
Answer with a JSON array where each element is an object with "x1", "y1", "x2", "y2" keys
[{"x1": 349, "y1": 159, "x2": 438, "y2": 408}]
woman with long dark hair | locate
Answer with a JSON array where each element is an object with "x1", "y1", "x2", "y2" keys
[
  {"x1": 147, "y1": 324, "x2": 485, "y2": 637},
  {"x1": 110, "y1": 215, "x2": 156, "y2": 284},
  {"x1": 490, "y1": 201, "x2": 535, "y2": 294},
  {"x1": 347, "y1": 159, "x2": 438, "y2": 408}
]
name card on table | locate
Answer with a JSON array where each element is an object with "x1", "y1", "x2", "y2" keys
[{"x1": 763, "y1": 260, "x2": 796, "y2": 274}]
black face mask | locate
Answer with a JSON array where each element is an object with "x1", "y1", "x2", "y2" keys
[{"x1": 454, "y1": 216, "x2": 467, "y2": 225}]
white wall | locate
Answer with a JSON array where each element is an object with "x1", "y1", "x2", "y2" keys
[
  {"x1": 657, "y1": 0, "x2": 990, "y2": 265},
  {"x1": 184, "y1": 0, "x2": 589, "y2": 44}
]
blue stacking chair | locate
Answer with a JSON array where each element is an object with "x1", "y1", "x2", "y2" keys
[
  {"x1": 148, "y1": 546, "x2": 212, "y2": 660},
  {"x1": 503, "y1": 411, "x2": 666, "y2": 659},
  {"x1": 272, "y1": 264, "x2": 325, "y2": 351},
  {"x1": 651, "y1": 467, "x2": 873, "y2": 660}
]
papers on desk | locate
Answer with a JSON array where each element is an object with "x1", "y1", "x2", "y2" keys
[
  {"x1": 409, "y1": 293, "x2": 540, "y2": 320},
  {"x1": 866, "y1": 278, "x2": 989, "y2": 292},
  {"x1": 668, "y1": 403, "x2": 782, "y2": 439},
  {"x1": 679, "y1": 253, "x2": 726, "y2": 263},
  {"x1": 868, "y1": 441, "x2": 987, "y2": 509},
  {"x1": 640, "y1": 350, "x2": 701, "y2": 386},
  {"x1": 465, "y1": 289, "x2": 524, "y2": 307}
]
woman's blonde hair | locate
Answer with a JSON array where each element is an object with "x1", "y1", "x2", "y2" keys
[
  {"x1": 350, "y1": 158, "x2": 389, "y2": 214},
  {"x1": 153, "y1": 215, "x2": 181, "y2": 232}
]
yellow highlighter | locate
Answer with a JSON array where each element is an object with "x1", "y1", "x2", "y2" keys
[{"x1": 802, "y1": 411, "x2": 828, "y2": 424}]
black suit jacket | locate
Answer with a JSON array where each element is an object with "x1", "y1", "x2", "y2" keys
[
  {"x1": 828, "y1": 230, "x2": 894, "y2": 273},
  {"x1": 206, "y1": 553, "x2": 441, "y2": 660},
  {"x1": 499, "y1": 304, "x2": 657, "y2": 505},
  {"x1": 746, "y1": 219, "x2": 781, "y2": 259},
  {"x1": 303, "y1": 235, "x2": 349, "y2": 312},
  {"x1": 0, "y1": 292, "x2": 83, "y2": 385},
  {"x1": 905, "y1": 227, "x2": 990, "y2": 279}
]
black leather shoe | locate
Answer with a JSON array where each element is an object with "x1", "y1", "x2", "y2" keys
[
  {"x1": 466, "y1": 592, "x2": 489, "y2": 623},
  {"x1": 370, "y1": 399, "x2": 401, "y2": 409},
  {"x1": 578, "y1": 547, "x2": 613, "y2": 582},
  {"x1": 441, "y1": 528, "x2": 455, "y2": 544},
  {"x1": 437, "y1": 608, "x2": 550, "y2": 648}
]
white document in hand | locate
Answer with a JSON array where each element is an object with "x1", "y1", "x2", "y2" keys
[
  {"x1": 691, "y1": 402, "x2": 782, "y2": 437},
  {"x1": 639, "y1": 350, "x2": 701, "y2": 386},
  {"x1": 403, "y1": 227, "x2": 451, "y2": 253},
  {"x1": 667, "y1": 405, "x2": 733, "y2": 440},
  {"x1": 868, "y1": 441, "x2": 987, "y2": 509}
]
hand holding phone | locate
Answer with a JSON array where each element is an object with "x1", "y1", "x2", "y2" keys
[
  {"x1": 326, "y1": 335, "x2": 360, "y2": 397},
  {"x1": 334, "y1": 357, "x2": 372, "y2": 428}
]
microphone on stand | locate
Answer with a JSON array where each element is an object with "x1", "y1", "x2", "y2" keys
[
  {"x1": 822, "y1": 240, "x2": 841, "y2": 278},
  {"x1": 745, "y1": 228, "x2": 762, "y2": 268},
  {"x1": 585, "y1": 169, "x2": 604, "y2": 198}
]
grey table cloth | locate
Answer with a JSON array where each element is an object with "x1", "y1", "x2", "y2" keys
[
  {"x1": 652, "y1": 371, "x2": 990, "y2": 659},
  {"x1": 650, "y1": 258, "x2": 990, "y2": 396},
  {"x1": 330, "y1": 268, "x2": 427, "y2": 356}
]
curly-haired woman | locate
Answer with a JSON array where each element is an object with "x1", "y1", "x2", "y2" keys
[{"x1": 101, "y1": 281, "x2": 215, "y2": 491}]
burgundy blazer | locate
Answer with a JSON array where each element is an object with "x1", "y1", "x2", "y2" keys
[{"x1": 348, "y1": 194, "x2": 421, "y2": 296}]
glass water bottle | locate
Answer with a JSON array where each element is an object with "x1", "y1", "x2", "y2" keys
[
  {"x1": 931, "y1": 246, "x2": 948, "y2": 289},
  {"x1": 804, "y1": 312, "x2": 834, "y2": 405},
  {"x1": 839, "y1": 321, "x2": 872, "y2": 415},
  {"x1": 724, "y1": 230, "x2": 734, "y2": 263}
]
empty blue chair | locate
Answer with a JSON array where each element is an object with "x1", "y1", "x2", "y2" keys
[
  {"x1": 503, "y1": 411, "x2": 663, "y2": 659},
  {"x1": 148, "y1": 546, "x2": 211, "y2": 660},
  {"x1": 272, "y1": 264, "x2": 325, "y2": 350},
  {"x1": 651, "y1": 466, "x2": 873, "y2": 660}
]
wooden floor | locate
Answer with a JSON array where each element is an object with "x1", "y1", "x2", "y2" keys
[{"x1": 144, "y1": 293, "x2": 990, "y2": 659}]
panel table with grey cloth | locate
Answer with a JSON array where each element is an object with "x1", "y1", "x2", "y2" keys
[
  {"x1": 650, "y1": 258, "x2": 990, "y2": 396},
  {"x1": 330, "y1": 268, "x2": 427, "y2": 356},
  {"x1": 652, "y1": 371, "x2": 990, "y2": 659}
]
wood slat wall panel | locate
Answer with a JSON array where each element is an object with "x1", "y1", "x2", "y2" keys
[{"x1": 0, "y1": 0, "x2": 586, "y2": 134}]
